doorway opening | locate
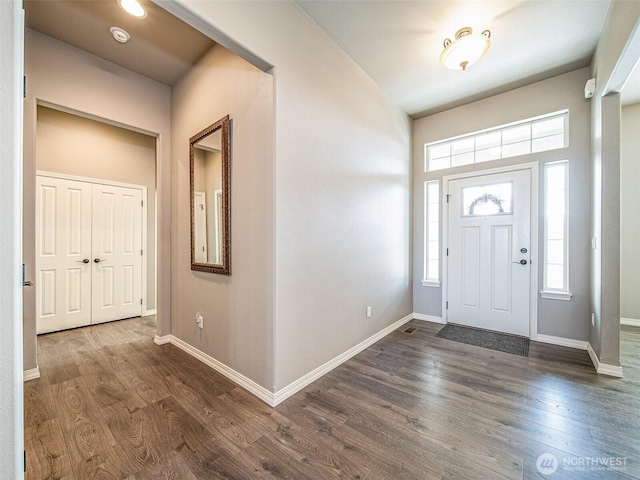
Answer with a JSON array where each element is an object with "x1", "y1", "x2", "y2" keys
[{"x1": 34, "y1": 106, "x2": 157, "y2": 334}]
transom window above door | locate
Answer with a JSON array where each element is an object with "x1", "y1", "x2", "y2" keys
[{"x1": 425, "y1": 110, "x2": 568, "y2": 172}]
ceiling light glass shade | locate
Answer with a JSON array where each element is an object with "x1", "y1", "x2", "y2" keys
[
  {"x1": 118, "y1": 0, "x2": 147, "y2": 18},
  {"x1": 440, "y1": 27, "x2": 491, "y2": 71}
]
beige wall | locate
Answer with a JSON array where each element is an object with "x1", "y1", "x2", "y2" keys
[
  {"x1": 173, "y1": 0, "x2": 412, "y2": 392},
  {"x1": 621, "y1": 103, "x2": 640, "y2": 321},
  {"x1": 36, "y1": 106, "x2": 157, "y2": 311},
  {"x1": 24, "y1": 28, "x2": 171, "y2": 371},
  {"x1": 413, "y1": 68, "x2": 593, "y2": 341},
  {"x1": 172, "y1": 43, "x2": 275, "y2": 389}
]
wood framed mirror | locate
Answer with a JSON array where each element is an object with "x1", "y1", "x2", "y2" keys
[{"x1": 190, "y1": 115, "x2": 231, "y2": 274}]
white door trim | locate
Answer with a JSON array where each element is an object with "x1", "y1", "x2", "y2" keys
[
  {"x1": 442, "y1": 161, "x2": 539, "y2": 338},
  {"x1": 36, "y1": 171, "x2": 150, "y2": 317}
]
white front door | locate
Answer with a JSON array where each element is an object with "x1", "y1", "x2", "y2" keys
[
  {"x1": 447, "y1": 168, "x2": 531, "y2": 336},
  {"x1": 36, "y1": 175, "x2": 143, "y2": 333},
  {"x1": 91, "y1": 183, "x2": 142, "y2": 324}
]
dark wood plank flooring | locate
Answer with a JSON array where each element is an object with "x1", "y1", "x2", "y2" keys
[{"x1": 25, "y1": 318, "x2": 640, "y2": 479}]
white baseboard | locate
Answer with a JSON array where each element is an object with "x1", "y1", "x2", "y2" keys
[
  {"x1": 144, "y1": 309, "x2": 157, "y2": 317},
  {"x1": 158, "y1": 313, "x2": 415, "y2": 407},
  {"x1": 23, "y1": 367, "x2": 40, "y2": 382},
  {"x1": 154, "y1": 334, "x2": 171, "y2": 345},
  {"x1": 531, "y1": 335, "x2": 624, "y2": 379},
  {"x1": 273, "y1": 313, "x2": 414, "y2": 406},
  {"x1": 412, "y1": 313, "x2": 444, "y2": 324},
  {"x1": 533, "y1": 334, "x2": 588, "y2": 350},
  {"x1": 621, "y1": 317, "x2": 640, "y2": 327},
  {"x1": 587, "y1": 343, "x2": 623, "y2": 378},
  {"x1": 169, "y1": 336, "x2": 275, "y2": 406}
]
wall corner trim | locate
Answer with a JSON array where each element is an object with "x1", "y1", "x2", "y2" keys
[
  {"x1": 412, "y1": 313, "x2": 445, "y2": 324},
  {"x1": 153, "y1": 335, "x2": 171, "y2": 345},
  {"x1": 23, "y1": 367, "x2": 40, "y2": 382},
  {"x1": 273, "y1": 313, "x2": 415, "y2": 406},
  {"x1": 587, "y1": 343, "x2": 624, "y2": 378}
]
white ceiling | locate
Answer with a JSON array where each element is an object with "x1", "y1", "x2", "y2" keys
[{"x1": 296, "y1": 0, "x2": 617, "y2": 118}]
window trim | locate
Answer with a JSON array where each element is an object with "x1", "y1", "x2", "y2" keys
[
  {"x1": 540, "y1": 160, "x2": 572, "y2": 301},
  {"x1": 422, "y1": 180, "x2": 440, "y2": 287}
]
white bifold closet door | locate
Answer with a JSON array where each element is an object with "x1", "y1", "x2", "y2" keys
[{"x1": 36, "y1": 176, "x2": 143, "y2": 334}]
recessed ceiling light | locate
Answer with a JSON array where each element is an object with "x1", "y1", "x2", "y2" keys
[
  {"x1": 110, "y1": 26, "x2": 131, "y2": 44},
  {"x1": 118, "y1": 0, "x2": 147, "y2": 18}
]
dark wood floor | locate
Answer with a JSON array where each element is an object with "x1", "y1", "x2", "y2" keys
[{"x1": 25, "y1": 317, "x2": 640, "y2": 479}]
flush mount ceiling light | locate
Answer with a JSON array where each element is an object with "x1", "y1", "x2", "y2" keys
[
  {"x1": 118, "y1": 0, "x2": 147, "y2": 18},
  {"x1": 110, "y1": 26, "x2": 131, "y2": 44},
  {"x1": 440, "y1": 27, "x2": 491, "y2": 71}
]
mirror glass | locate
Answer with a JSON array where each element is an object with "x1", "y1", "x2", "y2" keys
[{"x1": 190, "y1": 115, "x2": 230, "y2": 274}]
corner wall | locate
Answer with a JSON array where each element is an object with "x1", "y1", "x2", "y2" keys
[
  {"x1": 172, "y1": 0, "x2": 412, "y2": 393},
  {"x1": 170, "y1": 44, "x2": 275, "y2": 390}
]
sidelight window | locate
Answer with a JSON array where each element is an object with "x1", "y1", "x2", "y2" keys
[
  {"x1": 541, "y1": 160, "x2": 571, "y2": 300},
  {"x1": 423, "y1": 180, "x2": 440, "y2": 286}
]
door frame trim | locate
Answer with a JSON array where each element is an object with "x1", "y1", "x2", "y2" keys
[
  {"x1": 441, "y1": 161, "x2": 539, "y2": 338},
  {"x1": 36, "y1": 171, "x2": 150, "y2": 319}
]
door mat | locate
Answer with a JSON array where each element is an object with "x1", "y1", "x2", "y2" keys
[{"x1": 435, "y1": 324, "x2": 529, "y2": 357}]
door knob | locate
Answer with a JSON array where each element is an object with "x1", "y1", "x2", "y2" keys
[
  {"x1": 81, "y1": 258, "x2": 90, "y2": 264},
  {"x1": 94, "y1": 258, "x2": 106, "y2": 263},
  {"x1": 512, "y1": 259, "x2": 528, "y2": 265}
]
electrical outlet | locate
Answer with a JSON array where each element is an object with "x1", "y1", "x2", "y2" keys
[
  {"x1": 196, "y1": 312, "x2": 204, "y2": 329},
  {"x1": 366, "y1": 306, "x2": 372, "y2": 318},
  {"x1": 591, "y1": 313, "x2": 595, "y2": 327}
]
